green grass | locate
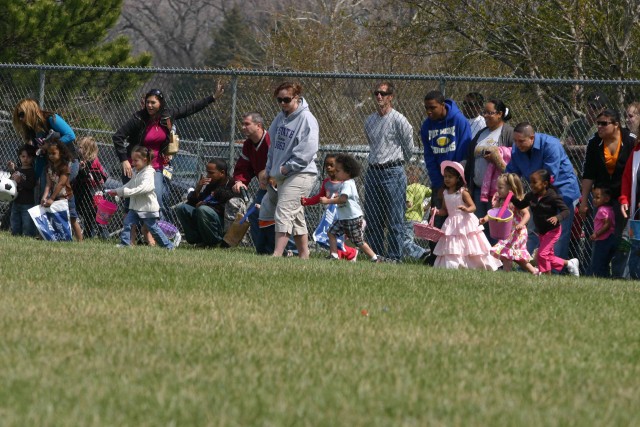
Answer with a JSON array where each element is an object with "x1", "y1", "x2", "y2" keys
[{"x1": 1, "y1": 233, "x2": 640, "y2": 426}]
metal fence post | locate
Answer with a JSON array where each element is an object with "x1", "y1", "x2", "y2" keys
[
  {"x1": 38, "y1": 70, "x2": 46, "y2": 108},
  {"x1": 439, "y1": 77, "x2": 446, "y2": 96},
  {"x1": 228, "y1": 75, "x2": 238, "y2": 168}
]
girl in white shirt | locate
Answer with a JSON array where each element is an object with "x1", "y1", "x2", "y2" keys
[{"x1": 108, "y1": 146, "x2": 174, "y2": 249}]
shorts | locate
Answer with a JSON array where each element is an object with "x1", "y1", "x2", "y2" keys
[
  {"x1": 328, "y1": 216, "x2": 365, "y2": 247},
  {"x1": 274, "y1": 173, "x2": 316, "y2": 236}
]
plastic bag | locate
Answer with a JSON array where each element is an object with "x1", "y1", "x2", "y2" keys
[{"x1": 28, "y1": 200, "x2": 73, "y2": 241}]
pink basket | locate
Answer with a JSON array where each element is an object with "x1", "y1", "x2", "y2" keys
[
  {"x1": 95, "y1": 199, "x2": 118, "y2": 225},
  {"x1": 413, "y1": 212, "x2": 444, "y2": 242}
]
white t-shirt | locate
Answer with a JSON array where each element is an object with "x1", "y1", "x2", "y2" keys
[
  {"x1": 473, "y1": 126, "x2": 503, "y2": 187},
  {"x1": 468, "y1": 115, "x2": 486, "y2": 139},
  {"x1": 337, "y1": 179, "x2": 363, "y2": 220}
]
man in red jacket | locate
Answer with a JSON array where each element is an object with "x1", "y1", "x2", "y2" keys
[{"x1": 232, "y1": 112, "x2": 271, "y2": 253}]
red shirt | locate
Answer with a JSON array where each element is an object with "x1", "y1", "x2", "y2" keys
[{"x1": 232, "y1": 131, "x2": 270, "y2": 185}]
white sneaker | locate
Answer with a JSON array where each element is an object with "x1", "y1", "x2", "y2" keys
[
  {"x1": 566, "y1": 258, "x2": 580, "y2": 277},
  {"x1": 173, "y1": 233, "x2": 182, "y2": 248}
]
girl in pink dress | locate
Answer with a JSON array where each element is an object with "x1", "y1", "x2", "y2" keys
[
  {"x1": 433, "y1": 161, "x2": 502, "y2": 270},
  {"x1": 481, "y1": 173, "x2": 537, "y2": 274}
]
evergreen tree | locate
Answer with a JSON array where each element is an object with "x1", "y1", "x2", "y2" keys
[
  {"x1": 0, "y1": 0, "x2": 151, "y2": 101},
  {"x1": 205, "y1": 5, "x2": 264, "y2": 69}
]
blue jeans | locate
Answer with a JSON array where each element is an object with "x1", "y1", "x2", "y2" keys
[
  {"x1": 527, "y1": 195, "x2": 576, "y2": 260},
  {"x1": 121, "y1": 170, "x2": 169, "y2": 220},
  {"x1": 403, "y1": 220, "x2": 427, "y2": 259},
  {"x1": 120, "y1": 211, "x2": 173, "y2": 248},
  {"x1": 627, "y1": 240, "x2": 640, "y2": 280},
  {"x1": 10, "y1": 203, "x2": 36, "y2": 236},
  {"x1": 364, "y1": 166, "x2": 407, "y2": 261},
  {"x1": 587, "y1": 234, "x2": 616, "y2": 277}
]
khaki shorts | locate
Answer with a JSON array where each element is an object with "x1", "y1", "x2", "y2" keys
[{"x1": 274, "y1": 173, "x2": 316, "y2": 235}]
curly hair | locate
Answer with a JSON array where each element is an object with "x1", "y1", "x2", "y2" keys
[
  {"x1": 47, "y1": 139, "x2": 73, "y2": 174},
  {"x1": 335, "y1": 154, "x2": 362, "y2": 179}
]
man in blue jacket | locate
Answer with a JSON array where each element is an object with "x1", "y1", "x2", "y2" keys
[
  {"x1": 421, "y1": 90, "x2": 472, "y2": 193},
  {"x1": 421, "y1": 90, "x2": 472, "y2": 263},
  {"x1": 506, "y1": 122, "x2": 581, "y2": 260}
]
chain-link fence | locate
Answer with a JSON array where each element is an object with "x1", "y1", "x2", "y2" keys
[{"x1": 1, "y1": 64, "x2": 639, "y2": 265}]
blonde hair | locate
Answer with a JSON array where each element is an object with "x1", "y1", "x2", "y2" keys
[
  {"x1": 497, "y1": 173, "x2": 525, "y2": 200},
  {"x1": 12, "y1": 99, "x2": 52, "y2": 141},
  {"x1": 77, "y1": 136, "x2": 99, "y2": 162}
]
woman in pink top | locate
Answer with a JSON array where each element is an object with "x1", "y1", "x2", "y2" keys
[{"x1": 113, "y1": 83, "x2": 224, "y2": 222}]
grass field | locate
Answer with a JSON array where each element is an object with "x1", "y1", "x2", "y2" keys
[{"x1": 1, "y1": 233, "x2": 640, "y2": 426}]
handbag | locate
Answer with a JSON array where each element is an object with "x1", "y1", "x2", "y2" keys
[{"x1": 165, "y1": 117, "x2": 180, "y2": 155}]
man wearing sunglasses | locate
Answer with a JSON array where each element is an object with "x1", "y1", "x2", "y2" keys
[{"x1": 363, "y1": 81, "x2": 415, "y2": 262}]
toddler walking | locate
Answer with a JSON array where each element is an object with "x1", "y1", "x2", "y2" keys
[
  {"x1": 480, "y1": 173, "x2": 537, "y2": 274},
  {"x1": 511, "y1": 169, "x2": 579, "y2": 276},
  {"x1": 107, "y1": 146, "x2": 174, "y2": 249},
  {"x1": 322, "y1": 154, "x2": 386, "y2": 263},
  {"x1": 404, "y1": 164, "x2": 431, "y2": 262},
  {"x1": 433, "y1": 161, "x2": 501, "y2": 270},
  {"x1": 587, "y1": 185, "x2": 616, "y2": 277},
  {"x1": 302, "y1": 153, "x2": 358, "y2": 261},
  {"x1": 74, "y1": 136, "x2": 109, "y2": 238}
]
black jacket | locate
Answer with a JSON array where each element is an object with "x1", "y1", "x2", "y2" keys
[
  {"x1": 187, "y1": 176, "x2": 235, "y2": 220},
  {"x1": 581, "y1": 128, "x2": 636, "y2": 199},
  {"x1": 112, "y1": 96, "x2": 215, "y2": 162},
  {"x1": 512, "y1": 188, "x2": 569, "y2": 235}
]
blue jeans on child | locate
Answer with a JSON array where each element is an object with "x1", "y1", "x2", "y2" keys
[
  {"x1": 403, "y1": 220, "x2": 428, "y2": 259},
  {"x1": 10, "y1": 203, "x2": 37, "y2": 236},
  {"x1": 120, "y1": 210, "x2": 173, "y2": 249},
  {"x1": 587, "y1": 234, "x2": 616, "y2": 277}
]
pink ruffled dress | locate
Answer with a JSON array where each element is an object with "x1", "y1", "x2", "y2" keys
[
  {"x1": 433, "y1": 190, "x2": 502, "y2": 270},
  {"x1": 490, "y1": 206, "x2": 531, "y2": 262}
]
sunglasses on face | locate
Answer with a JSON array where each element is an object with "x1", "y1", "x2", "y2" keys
[
  {"x1": 277, "y1": 97, "x2": 293, "y2": 104},
  {"x1": 373, "y1": 90, "x2": 391, "y2": 97},
  {"x1": 482, "y1": 110, "x2": 499, "y2": 116},
  {"x1": 596, "y1": 121, "x2": 613, "y2": 127},
  {"x1": 18, "y1": 111, "x2": 25, "y2": 119}
]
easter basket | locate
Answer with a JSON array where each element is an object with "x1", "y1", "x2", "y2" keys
[{"x1": 414, "y1": 210, "x2": 444, "y2": 242}]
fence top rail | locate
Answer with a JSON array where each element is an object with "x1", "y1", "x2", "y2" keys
[{"x1": 2, "y1": 63, "x2": 640, "y2": 86}]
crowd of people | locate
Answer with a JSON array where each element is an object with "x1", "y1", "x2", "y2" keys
[{"x1": 3, "y1": 81, "x2": 640, "y2": 280}]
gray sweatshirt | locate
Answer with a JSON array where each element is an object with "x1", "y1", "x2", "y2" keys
[{"x1": 266, "y1": 97, "x2": 319, "y2": 182}]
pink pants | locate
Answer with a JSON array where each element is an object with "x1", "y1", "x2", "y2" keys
[{"x1": 538, "y1": 226, "x2": 565, "y2": 273}]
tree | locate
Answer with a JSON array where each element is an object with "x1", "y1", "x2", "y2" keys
[
  {"x1": 205, "y1": 5, "x2": 265, "y2": 68},
  {"x1": 379, "y1": 0, "x2": 640, "y2": 111},
  {"x1": 112, "y1": 0, "x2": 222, "y2": 68},
  {"x1": 0, "y1": 0, "x2": 150, "y2": 67},
  {"x1": 0, "y1": 0, "x2": 151, "y2": 106}
]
